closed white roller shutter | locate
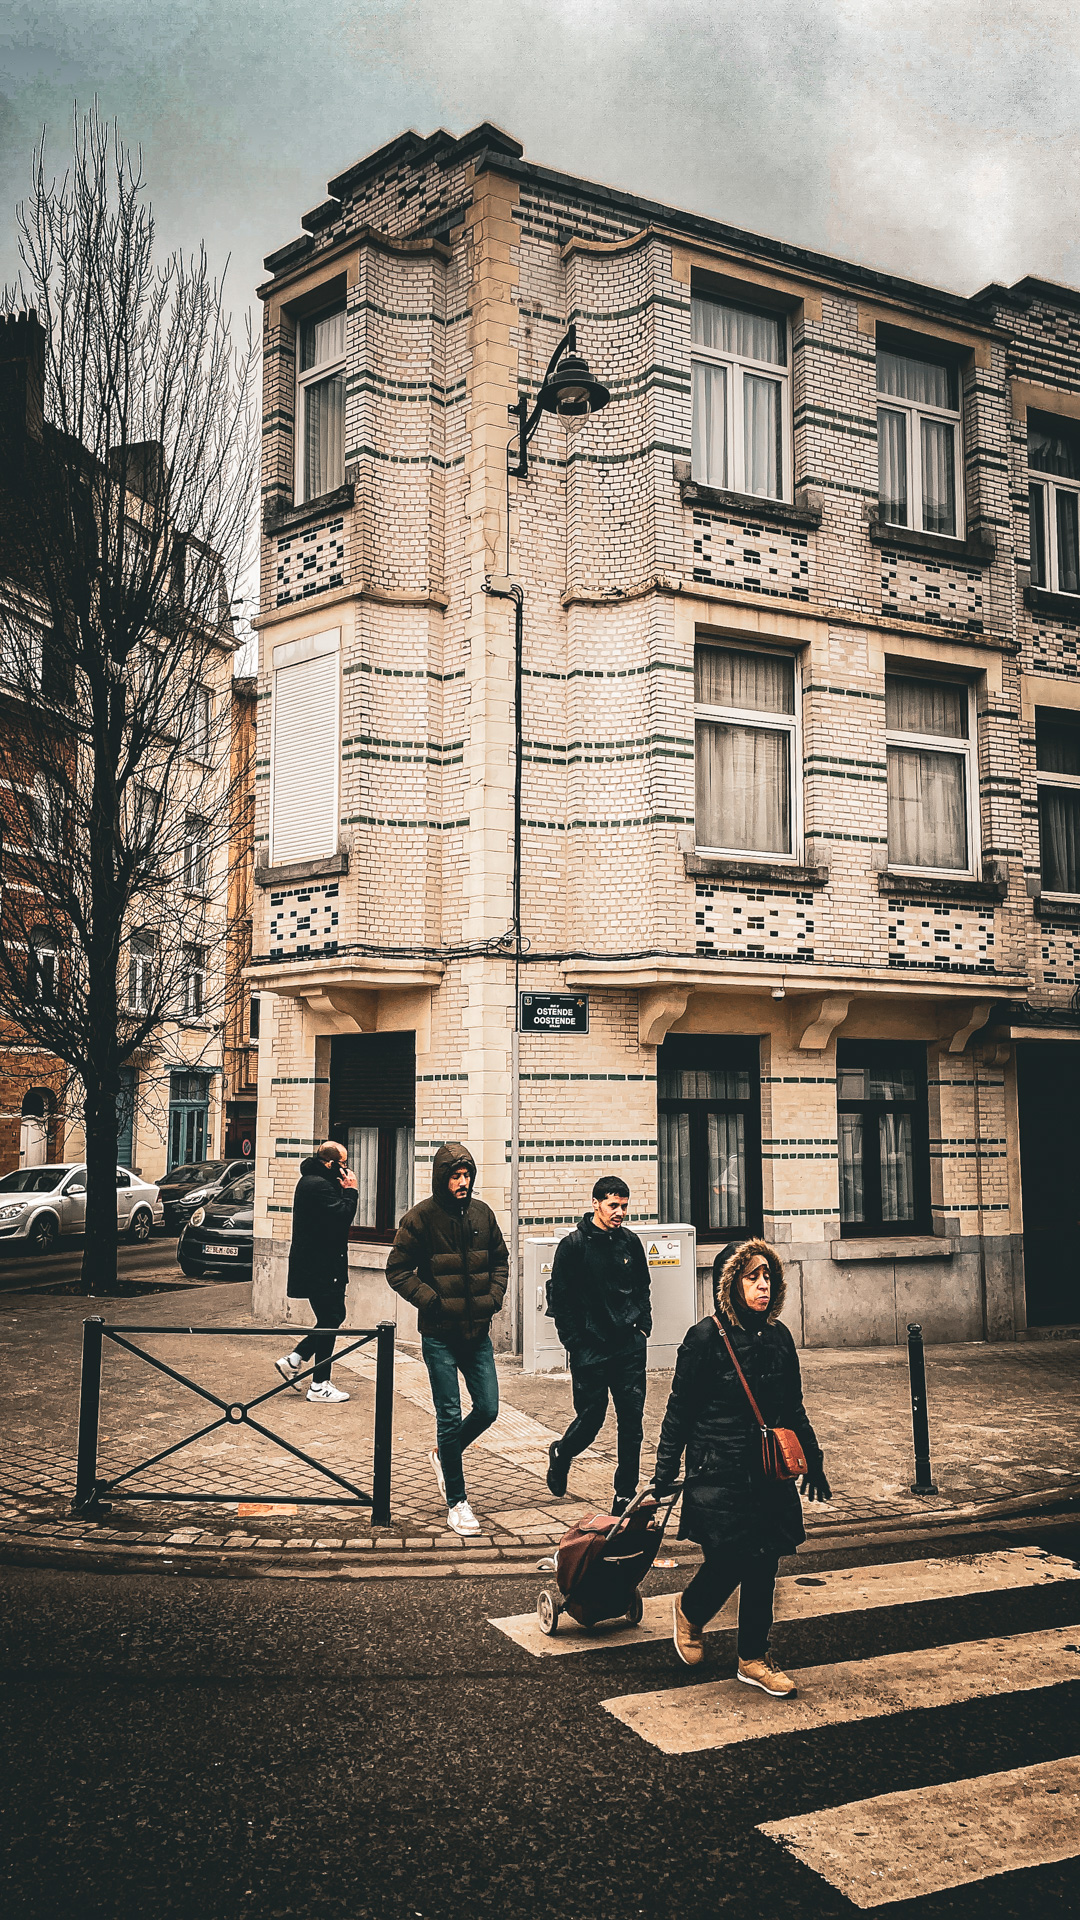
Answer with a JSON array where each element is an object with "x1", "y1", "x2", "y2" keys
[{"x1": 270, "y1": 629, "x2": 340, "y2": 864}]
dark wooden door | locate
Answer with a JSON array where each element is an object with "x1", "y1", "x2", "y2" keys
[{"x1": 1017, "y1": 1042, "x2": 1080, "y2": 1326}]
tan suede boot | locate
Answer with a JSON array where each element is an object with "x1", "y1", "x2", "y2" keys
[
  {"x1": 672, "y1": 1597, "x2": 704, "y2": 1667},
  {"x1": 737, "y1": 1653, "x2": 797, "y2": 1696}
]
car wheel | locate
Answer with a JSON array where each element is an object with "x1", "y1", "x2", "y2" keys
[
  {"x1": 127, "y1": 1207, "x2": 153, "y2": 1244},
  {"x1": 27, "y1": 1214, "x2": 58, "y2": 1256},
  {"x1": 178, "y1": 1256, "x2": 206, "y2": 1279}
]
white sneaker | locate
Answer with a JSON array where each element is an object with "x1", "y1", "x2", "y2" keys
[
  {"x1": 275, "y1": 1354, "x2": 303, "y2": 1391},
  {"x1": 306, "y1": 1380, "x2": 350, "y2": 1403},
  {"x1": 447, "y1": 1500, "x2": 481, "y2": 1535},
  {"x1": 429, "y1": 1449, "x2": 446, "y2": 1500}
]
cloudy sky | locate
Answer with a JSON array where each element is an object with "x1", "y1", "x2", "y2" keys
[{"x1": 1, "y1": 0, "x2": 1078, "y2": 321}]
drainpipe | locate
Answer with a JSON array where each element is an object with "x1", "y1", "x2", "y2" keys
[{"x1": 483, "y1": 575, "x2": 524, "y2": 1353}]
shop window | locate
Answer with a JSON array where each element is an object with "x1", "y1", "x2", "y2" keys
[
  {"x1": 691, "y1": 294, "x2": 789, "y2": 499},
  {"x1": 657, "y1": 1035, "x2": 762, "y2": 1239},
  {"x1": 876, "y1": 344, "x2": 962, "y2": 536},
  {"x1": 885, "y1": 671, "x2": 976, "y2": 874},
  {"x1": 297, "y1": 303, "x2": 345, "y2": 503},
  {"x1": 694, "y1": 640, "x2": 799, "y2": 857},
  {"x1": 329, "y1": 1031, "x2": 415, "y2": 1239},
  {"x1": 836, "y1": 1041, "x2": 931, "y2": 1237},
  {"x1": 1036, "y1": 707, "x2": 1080, "y2": 895},
  {"x1": 1028, "y1": 411, "x2": 1080, "y2": 596}
]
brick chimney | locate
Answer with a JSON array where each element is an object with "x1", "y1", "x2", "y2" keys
[{"x1": 0, "y1": 311, "x2": 45, "y2": 449}]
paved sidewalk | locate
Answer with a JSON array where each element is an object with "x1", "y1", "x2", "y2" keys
[{"x1": 1, "y1": 1274, "x2": 1078, "y2": 1573}]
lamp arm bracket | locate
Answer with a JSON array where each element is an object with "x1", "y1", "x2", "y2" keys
[{"x1": 508, "y1": 323, "x2": 578, "y2": 478}]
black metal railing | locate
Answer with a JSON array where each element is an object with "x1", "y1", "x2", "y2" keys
[{"x1": 71, "y1": 1318, "x2": 395, "y2": 1526}]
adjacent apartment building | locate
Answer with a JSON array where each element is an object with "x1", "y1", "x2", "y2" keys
[{"x1": 251, "y1": 123, "x2": 1080, "y2": 1347}]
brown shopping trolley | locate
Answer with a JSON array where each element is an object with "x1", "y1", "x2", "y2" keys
[{"x1": 535, "y1": 1483, "x2": 683, "y2": 1636}]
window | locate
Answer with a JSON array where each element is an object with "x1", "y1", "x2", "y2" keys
[
  {"x1": 248, "y1": 994, "x2": 261, "y2": 1045},
  {"x1": 885, "y1": 672, "x2": 975, "y2": 873},
  {"x1": 1036, "y1": 708, "x2": 1080, "y2": 895},
  {"x1": 837, "y1": 1041, "x2": 930, "y2": 1237},
  {"x1": 189, "y1": 687, "x2": 212, "y2": 764},
  {"x1": 181, "y1": 944, "x2": 207, "y2": 1020},
  {"x1": 329, "y1": 1031, "x2": 415, "y2": 1239},
  {"x1": 128, "y1": 931, "x2": 155, "y2": 1012},
  {"x1": 270, "y1": 628, "x2": 340, "y2": 865},
  {"x1": 132, "y1": 782, "x2": 160, "y2": 856},
  {"x1": 691, "y1": 295, "x2": 789, "y2": 499},
  {"x1": 877, "y1": 345, "x2": 961, "y2": 536},
  {"x1": 657, "y1": 1036, "x2": 762, "y2": 1239},
  {"x1": 297, "y1": 304, "x2": 345, "y2": 503},
  {"x1": 29, "y1": 927, "x2": 56, "y2": 1003},
  {"x1": 183, "y1": 814, "x2": 210, "y2": 894},
  {"x1": 694, "y1": 641, "x2": 799, "y2": 857},
  {"x1": 1028, "y1": 411, "x2": 1080, "y2": 597}
]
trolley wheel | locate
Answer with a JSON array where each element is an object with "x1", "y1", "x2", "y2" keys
[
  {"x1": 536, "y1": 1590, "x2": 560, "y2": 1636},
  {"x1": 625, "y1": 1589, "x2": 644, "y2": 1626}
]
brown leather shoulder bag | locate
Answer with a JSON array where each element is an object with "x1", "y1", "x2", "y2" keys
[{"x1": 712, "y1": 1314, "x2": 807, "y2": 1482}]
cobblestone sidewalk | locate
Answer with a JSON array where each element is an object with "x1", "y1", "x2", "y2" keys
[{"x1": 1, "y1": 1276, "x2": 1078, "y2": 1570}]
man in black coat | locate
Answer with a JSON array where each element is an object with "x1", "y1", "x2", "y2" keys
[
  {"x1": 275, "y1": 1142, "x2": 359, "y2": 1403},
  {"x1": 545, "y1": 1174, "x2": 652, "y2": 1514}
]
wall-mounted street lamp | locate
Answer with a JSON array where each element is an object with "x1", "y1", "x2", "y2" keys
[{"x1": 508, "y1": 323, "x2": 610, "y2": 479}]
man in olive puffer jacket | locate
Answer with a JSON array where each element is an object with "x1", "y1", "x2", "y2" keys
[{"x1": 386, "y1": 1141, "x2": 508, "y2": 1536}]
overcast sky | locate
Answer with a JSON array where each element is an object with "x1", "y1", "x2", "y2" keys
[{"x1": 2, "y1": 0, "x2": 1078, "y2": 322}]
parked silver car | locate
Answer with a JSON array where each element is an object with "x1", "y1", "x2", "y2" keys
[{"x1": 0, "y1": 1164, "x2": 164, "y2": 1256}]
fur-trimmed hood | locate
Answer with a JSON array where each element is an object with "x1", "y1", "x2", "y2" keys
[{"x1": 714, "y1": 1236, "x2": 786, "y2": 1324}]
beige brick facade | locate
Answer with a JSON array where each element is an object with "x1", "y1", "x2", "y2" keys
[{"x1": 250, "y1": 125, "x2": 1080, "y2": 1347}]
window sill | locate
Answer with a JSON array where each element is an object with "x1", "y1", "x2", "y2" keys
[
  {"x1": 831, "y1": 1236, "x2": 957, "y2": 1261},
  {"x1": 869, "y1": 520, "x2": 995, "y2": 566},
  {"x1": 1024, "y1": 584, "x2": 1080, "y2": 622},
  {"x1": 877, "y1": 867, "x2": 1007, "y2": 905},
  {"x1": 679, "y1": 477, "x2": 823, "y2": 531},
  {"x1": 1033, "y1": 892, "x2": 1080, "y2": 923},
  {"x1": 254, "y1": 849, "x2": 349, "y2": 888},
  {"x1": 264, "y1": 483, "x2": 354, "y2": 537},
  {"x1": 685, "y1": 852, "x2": 829, "y2": 888}
]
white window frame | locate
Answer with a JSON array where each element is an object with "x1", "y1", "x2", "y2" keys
[
  {"x1": 295, "y1": 301, "x2": 346, "y2": 506},
  {"x1": 1035, "y1": 709, "x2": 1080, "y2": 897},
  {"x1": 248, "y1": 993, "x2": 261, "y2": 1046},
  {"x1": 1028, "y1": 415, "x2": 1080, "y2": 599},
  {"x1": 181, "y1": 945, "x2": 207, "y2": 1021},
  {"x1": 693, "y1": 639, "x2": 802, "y2": 863},
  {"x1": 128, "y1": 933, "x2": 155, "y2": 1014},
  {"x1": 183, "y1": 814, "x2": 211, "y2": 896},
  {"x1": 690, "y1": 295, "x2": 792, "y2": 502},
  {"x1": 885, "y1": 672, "x2": 978, "y2": 879},
  {"x1": 188, "y1": 685, "x2": 213, "y2": 765},
  {"x1": 30, "y1": 930, "x2": 57, "y2": 1004},
  {"x1": 876, "y1": 348, "x2": 964, "y2": 538}
]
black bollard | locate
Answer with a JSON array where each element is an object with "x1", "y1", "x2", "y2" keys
[{"x1": 907, "y1": 1322, "x2": 939, "y2": 1495}]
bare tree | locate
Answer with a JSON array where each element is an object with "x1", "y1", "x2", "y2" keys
[{"x1": 0, "y1": 110, "x2": 258, "y2": 1291}]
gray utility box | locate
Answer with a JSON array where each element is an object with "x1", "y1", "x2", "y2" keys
[{"x1": 523, "y1": 1224, "x2": 697, "y2": 1372}]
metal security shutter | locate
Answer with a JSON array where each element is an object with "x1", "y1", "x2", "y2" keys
[
  {"x1": 329, "y1": 1033, "x2": 416, "y2": 1129},
  {"x1": 270, "y1": 631, "x2": 339, "y2": 864}
]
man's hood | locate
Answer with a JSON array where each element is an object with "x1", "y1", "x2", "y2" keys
[
  {"x1": 432, "y1": 1140, "x2": 476, "y2": 1208},
  {"x1": 578, "y1": 1210, "x2": 621, "y2": 1240},
  {"x1": 715, "y1": 1237, "x2": 786, "y2": 1324},
  {"x1": 300, "y1": 1155, "x2": 336, "y2": 1181}
]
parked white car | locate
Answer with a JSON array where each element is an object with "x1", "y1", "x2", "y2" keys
[{"x1": 0, "y1": 1164, "x2": 164, "y2": 1256}]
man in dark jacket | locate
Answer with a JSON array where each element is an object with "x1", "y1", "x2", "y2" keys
[
  {"x1": 275, "y1": 1142, "x2": 359, "y2": 1403},
  {"x1": 386, "y1": 1141, "x2": 508, "y2": 1536},
  {"x1": 545, "y1": 1175, "x2": 652, "y2": 1514}
]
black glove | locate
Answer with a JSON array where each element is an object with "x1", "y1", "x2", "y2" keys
[
  {"x1": 800, "y1": 1464, "x2": 831, "y2": 1502},
  {"x1": 651, "y1": 1476, "x2": 679, "y2": 1501}
]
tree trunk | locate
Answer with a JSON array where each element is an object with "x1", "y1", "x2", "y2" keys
[{"x1": 80, "y1": 1081, "x2": 119, "y2": 1295}]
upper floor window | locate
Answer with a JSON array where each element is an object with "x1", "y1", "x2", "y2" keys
[
  {"x1": 694, "y1": 641, "x2": 799, "y2": 858},
  {"x1": 297, "y1": 304, "x2": 345, "y2": 504},
  {"x1": 29, "y1": 927, "x2": 57, "y2": 1004},
  {"x1": 182, "y1": 813, "x2": 211, "y2": 895},
  {"x1": 181, "y1": 944, "x2": 207, "y2": 1020},
  {"x1": 877, "y1": 346, "x2": 961, "y2": 536},
  {"x1": 1036, "y1": 707, "x2": 1080, "y2": 895},
  {"x1": 248, "y1": 993, "x2": 261, "y2": 1045},
  {"x1": 128, "y1": 930, "x2": 155, "y2": 1012},
  {"x1": 188, "y1": 686, "x2": 212, "y2": 764},
  {"x1": 885, "y1": 671, "x2": 975, "y2": 874},
  {"x1": 691, "y1": 295, "x2": 789, "y2": 500},
  {"x1": 1028, "y1": 411, "x2": 1080, "y2": 597}
]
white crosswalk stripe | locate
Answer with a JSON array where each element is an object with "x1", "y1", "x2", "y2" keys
[
  {"x1": 757, "y1": 1756, "x2": 1080, "y2": 1909},
  {"x1": 488, "y1": 1548, "x2": 1079, "y2": 1658}
]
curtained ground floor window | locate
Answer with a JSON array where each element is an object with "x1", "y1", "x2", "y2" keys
[
  {"x1": 657, "y1": 1035, "x2": 762, "y2": 1241},
  {"x1": 836, "y1": 1041, "x2": 931, "y2": 1237},
  {"x1": 329, "y1": 1030, "x2": 415, "y2": 1239}
]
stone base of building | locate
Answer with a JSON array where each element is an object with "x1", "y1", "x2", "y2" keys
[{"x1": 252, "y1": 1236, "x2": 514, "y2": 1351}]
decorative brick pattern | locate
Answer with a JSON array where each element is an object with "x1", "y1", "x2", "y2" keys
[
  {"x1": 879, "y1": 548, "x2": 984, "y2": 631},
  {"x1": 886, "y1": 902, "x2": 995, "y2": 973},
  {"x1": 274, "y1": 518, "x2": 345, "y2": 606},
  {"x1": 695, "y1": 886, "x2": 817, "y2": 962},
  {"x1": 692, "y1": 511, "x2": 811, "y2": 600},
  {"x1": 268, "y1": 884, "x2": 340, "y2": 959}
]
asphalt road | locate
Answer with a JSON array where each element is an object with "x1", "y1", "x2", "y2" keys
[
  {"x1": 1, "y1": 1523, "x2": 1078, "y2": 1919},
  {"x1": 0, "y1": 1234, "x2": 187, "y2": 1293}
]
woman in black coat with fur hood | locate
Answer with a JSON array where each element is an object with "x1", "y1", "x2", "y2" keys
[{"x1": 652, "y1": 1237, "x2": 831, "y2": 1696}]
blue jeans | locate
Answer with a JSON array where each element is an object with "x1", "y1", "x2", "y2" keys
[{"x1": 421, "y1": 1333, "x2": 499, "y2": 1507}]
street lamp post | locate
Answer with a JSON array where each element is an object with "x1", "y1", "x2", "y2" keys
[{"x1": 508, "y1": 322, "x2": 610, "y2": 479}]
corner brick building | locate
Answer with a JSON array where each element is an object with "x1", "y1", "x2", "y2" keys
[{"x1": 251, "y1": 123, "x2": 1080, "y2": 1347}]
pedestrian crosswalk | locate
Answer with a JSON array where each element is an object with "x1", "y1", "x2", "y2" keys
[{"x1": 490, "y1": 1545, "x2": 1080, "y2": 1908}]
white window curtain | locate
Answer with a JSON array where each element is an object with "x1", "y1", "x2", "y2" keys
[
  {"x1": 877, "y1": 350, "x2": 954, "y2": 408},
  {"x1": 744, "y1": 374, "x2": 782, "y2": 498},
  {"x1": 658, "y1": 1064, "x2": 751, "y2": 1102},
  {"x1": 691, "y1": 361, "x2": 727, "y2": 490},
  {"x1": 879, "y1": 1113, "x2": 915, "y2": 1222},
  {"x1": 393, "y1": 1125, "x2": 414, "y2": 1225},
  {"x1": 838, "y1": 1113, "x2": 864, "y2": 1224},
  {"x1": 696, "y1": 645, "x2": 794, "y2": 714},
  {"x1": 920, "y1": 417, "x2": 957, "y2": 535},
  {"x1": 348, "y1": 1126, "x2": 379, "y2": 1229},
  {"x1": 304, "y1": 372, "x2": 345, "y2": 500},
  {"x1": 301, "y1": 308, "x2": 346, "y2": 371},
  {"x1": 657, "y1": 1110, "x2": 692, "y2": 1223},
  {"x1": 1056, "y1": 492, "x2": 1080, "y2": 594},
  {"x1": 692, "y1": 299, "x2": 784, "y2": 364},
  {"x1": 885, "y1": 676, "x2": 966, "y2": 739},
  {"x1": 877, "y1": 408, "x2": 908, "y2": 524},
  {"x1": 1039, "y1": 789, "x2": 1080, "y2": 893},
  {"x1": 887, "y1": 746, "x2": 966, "y2": 870},
  {"x1": 707, "y1": 1110, "x2": 746, "y2": 1231},
  {"x1": 696, "y1": 721, "x2": 791, "y2": 854}
]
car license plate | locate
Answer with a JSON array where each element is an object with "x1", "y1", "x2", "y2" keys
[{"x1": 215, "y1": 1245, "x2": 238, "y2": 1257}]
